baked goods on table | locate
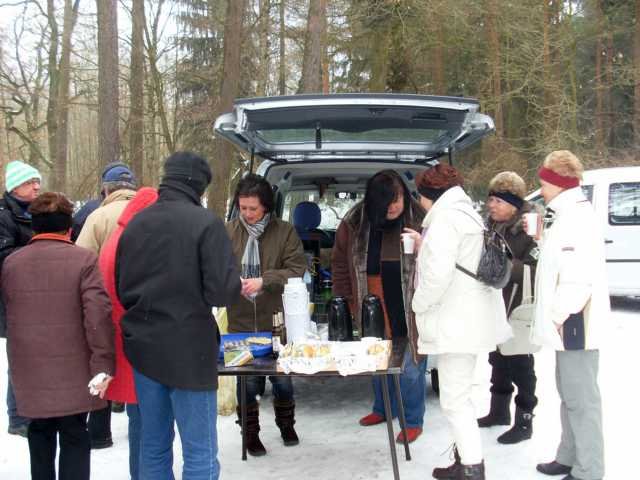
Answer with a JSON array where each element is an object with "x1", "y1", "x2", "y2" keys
[{"x1": 277, "y1": 339, "x2": 391, "y2": 375}]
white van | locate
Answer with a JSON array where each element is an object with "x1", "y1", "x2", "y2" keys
[{"x1": 527, "y1": 166, "x2": 640, "y2": 297}]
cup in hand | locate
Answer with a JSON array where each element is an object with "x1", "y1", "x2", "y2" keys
[
  {"x1": 523, "y1": 213, "x2": 539, "y2": 236},
  {"x1": 401, "y1": 233, "x2": 415, "y2": 254}
]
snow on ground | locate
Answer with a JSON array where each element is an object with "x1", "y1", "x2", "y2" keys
[{"x1": 1, "y1": 297, "x2": 637, "y2": 479}]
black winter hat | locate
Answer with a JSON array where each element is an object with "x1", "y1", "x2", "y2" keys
[{"x1": 161, "y1": 151, "x2": 212, "y2": 197}]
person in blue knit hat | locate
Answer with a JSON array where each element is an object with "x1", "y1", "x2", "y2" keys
[{"x1": 0, "y1": 159, "x2": 42, "y2": 437}]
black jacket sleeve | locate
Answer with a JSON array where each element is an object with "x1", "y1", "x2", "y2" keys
[
  {"x1": 0, "y1": 212, "x2": 19, "y2": 268},
  {"x1": 200, "y1": 216, "x2": 242, "y2": 307}
]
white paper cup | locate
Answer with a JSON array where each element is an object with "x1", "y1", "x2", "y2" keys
[
  {"x1": 524, "y1": 213, "x2": 539, "y2": 236},
  {"x1": 401, "y1": 234, "x2": 415, "y2": 254}
]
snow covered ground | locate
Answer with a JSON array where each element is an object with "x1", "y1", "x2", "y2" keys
[{"x1": 1, "y1": 297, "x2": 637, "y2": 479}]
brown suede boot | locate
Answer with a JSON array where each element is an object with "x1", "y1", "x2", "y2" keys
[
  {"x1": 273, "y1": 399, "x2": 299, "y2": 446},
  {"x1": 457, "y1": 462, "x2": 485, "y2": 480},
  {"x1": 432, "y1": 445, "x2": 461, "y2": 479},
  {"x1": 236, "y1": 403, "x2": 267, "y2": 456}
]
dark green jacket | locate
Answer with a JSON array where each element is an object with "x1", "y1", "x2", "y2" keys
[{"x1": 226, "y1": 216, "x2": 307, "y2": 333}]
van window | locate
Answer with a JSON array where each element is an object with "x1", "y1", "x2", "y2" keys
[
  {"x1": 282, "y1": 190, "x2": 364, "y2": 230},
  {"x1": 581, "y1": 185, "x2": 594, "y2": 203},
  {"x1": 609, "y1": 182, "x2": 640, "y2": 225}
]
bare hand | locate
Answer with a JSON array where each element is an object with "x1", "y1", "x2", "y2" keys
[
  {"x1": 402, "y1": 228, "x2": 423, "y2": 252},
  {"x1": 95, "y1": 376, "x2": 113, "y2": 399},
  {"x1": 521, "y1": 214, "x2": 543, "y2": 241},
  {"x1": 241, "y1": 277, "x2": 263, "y2": 298}
]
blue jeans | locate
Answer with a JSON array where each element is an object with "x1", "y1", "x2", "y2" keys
[
  {"x1": 133, "y1": 370, "x2": 219, "y2": 480},
  {"x1": 7, "y1": 369, "x2": 29, "y2": 428},
  {"x1": 236, "y1": 375, "x2": 294, "y2": 405},
  {"x1": 127, "y1": 403, "x2": 141, "y2": 480},
  {"x1": 372, "y1": 349, "x2": 427, "y2": 428}
]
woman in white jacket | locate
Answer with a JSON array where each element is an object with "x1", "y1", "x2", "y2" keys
[
  {"x1": 531, "y1": 151, "x2": 608, "y2": 480},
  {"x1": 408, "y1": 164, "x2": 510, "y2": 480}
]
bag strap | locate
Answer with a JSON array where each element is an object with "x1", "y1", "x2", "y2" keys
[
  {"x1": 455, "y1": 263, "x2": 478, "y2": 280},
  {"x1": 521, "y1": 264, "x2": 532, "y2": 304},
  {"x1": 507, "y1": 282, "x2": 518, "y2": 313},
  {"x1": 451, "y1": 207, "x2": 486, "y2": 280},
  {"x1": 507, "y1": 264, "x2": 533, "y2": 313}
]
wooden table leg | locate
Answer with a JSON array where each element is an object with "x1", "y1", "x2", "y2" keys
[
  {"x1": 393, "y1": 373, "x2": 411, "y2": 461},
  {"x1": 240, "y1": 376, "x2": 247, "y2": 461},
  {"x1": 381, "y1": 374, "x2": 401, "y2": 480}
]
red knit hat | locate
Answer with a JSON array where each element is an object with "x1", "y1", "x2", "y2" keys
[{"x1": 415, "y1": 164, "x2": 464, "y2": 200}]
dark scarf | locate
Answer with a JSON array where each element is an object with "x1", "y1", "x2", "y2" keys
[
  {"x1": 8, "y1": 194, "x2": 32, "y2": 218},
  {"x1": 158, "y1": 179, "x2": 202, "y2": 205},
  {"x1": 366, "y1": 217, "x2": 407, "y2": 338}
]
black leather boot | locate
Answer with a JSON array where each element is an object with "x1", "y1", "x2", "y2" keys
[
  {"x1": 457, "y1": 461, "x2": 485, "y2": 480},
  {"x1": 273, "y1": 399, "x2": 299, "y2": 446},
  {"x1": 236, "y1": 403, "x2": 267, "y2": 456},
  {"x1": 497, "y1": 406, "x2": 533, "y2": 444},
  {"x1": 432, "y1": 445, "x2": 461, "y2": 479},
  {"x1": 477, "y1": 393, "x2": 511, "y2": 427}
]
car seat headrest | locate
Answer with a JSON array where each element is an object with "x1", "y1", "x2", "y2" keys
[{"x1": 293, "y1": 201, "x2": 321, "y2": 230}]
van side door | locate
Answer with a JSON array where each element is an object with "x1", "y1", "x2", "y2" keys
[{"x1": 604, "y1": 180, "x2": 640, "y2": 296}]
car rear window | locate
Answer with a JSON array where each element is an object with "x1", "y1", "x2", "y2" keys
[
  {"x1": 256, "y1": 127, "x2": 448, "y2": 145},
  {"x1": 282, "y1": 190, "x2": 365, "y2": 231}
]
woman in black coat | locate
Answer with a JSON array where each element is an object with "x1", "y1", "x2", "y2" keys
[{"x1": 477, "y1": 171, "x2": 539, "y2": 445}]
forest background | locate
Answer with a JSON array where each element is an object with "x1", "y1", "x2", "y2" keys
[{"x1": 0, "y1": 0, "x2": 638, "y2": 216}]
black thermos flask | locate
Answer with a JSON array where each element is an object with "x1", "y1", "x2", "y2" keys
[
  {"x1": 327, "y1": 296, "x2": 353, "y2": 341},
  {"x1": 361, "y1": 294, "x2": 385, "y2": 339}
]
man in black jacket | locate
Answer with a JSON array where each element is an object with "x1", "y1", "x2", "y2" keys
[
  {"x1": 116, "y1": 151, "x2": 241, "y2": 479},
  {"x1": 0, "y1": 160, "x2": 41, "y2": 437}
]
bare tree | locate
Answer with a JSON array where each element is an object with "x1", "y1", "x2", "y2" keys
[
  {"x1": 594, "y1": 0, "x2": 608, "y2": 154},
  {"x1": 431, "y1": 7, "x2": 446, "y2": 95},
  {"x1": 144, "y1": 0, "x2": 175, "y2": 154},
  {"x1": 298, "y1": 0, "x2": 326, "y2": 93},
  {"x1": 96, "y1": 0, "x2": 120, "y2": 168},
  {"x1": 0, "y1": 14, "x2": 50, "y2": 170},
  {"x1": 209, "y1": 0, "x2": 246, "y2": 216},
  {"x1": 257, "y1": 0, "x2": 271, "y2": 96},
  {"x1": 278, "y1": 0, "x2": 286, "y2": 95},
  {"x1": 50, "y1": 0, "x2": 80, "y2": 191},
  {"x1": 635, "y1": 0, "x2": 640, "y2": 146},
  {"x1": 486, "y1": 0, "x2": 503, "y2": 138},
  {"x1": 129, "y1": 0, "x2": 145, "y2": 182}
]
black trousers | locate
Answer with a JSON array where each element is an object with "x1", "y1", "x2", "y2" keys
[
  {"x1": 27, "y1": 412, "x2": 90, "y2": 480},
  {"x1": 88, "y1": 403, "x2": 111, "y2": 442},
  {"x1": 488, "y1": 350, "x2": 538, "y2": 412}
]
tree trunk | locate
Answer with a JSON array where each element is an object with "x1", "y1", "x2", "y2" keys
[
  {"x1": 51, "y1": 0, "x2": 80, "y2": 192},
  {"x1": 369, "y1": 20, "x2": 392, "y2": 92},
  {"x1": 594, "y1": 0, "x2": 606, "y2": 154},
  {"x1": 542, "y1": 0, "x2": 554, "y2": 140},
  {"x1": 46, "y1": 0, "x2": 59, "y2": 177},
  {"x1": 298, "y1": 0, "x2": 326, "y2": 93},
  {"x1": 129, "y1": 0, "x2": 145, "y2": 184},
  {"x1": 257, "y1": 0, "x2": 271, "y2": 96},
  {"x1": 208, "y1": 0, "x2": 246, "y2": 217},
  {"x1": 635, "y1": 0, "x2": 640, "y2": 147},
  {"x1": 486, "y1": 0, "x2": 503, "y2": 138},
  {"x1": 97, "y1": 0, "x2": 120, "y2": 169},
  {"x1": 278, "y1": 0, "x2": 286, "y2": 95},
  {"x1": 432, "y1": 16, "x2": 445, "y2": 95}
]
